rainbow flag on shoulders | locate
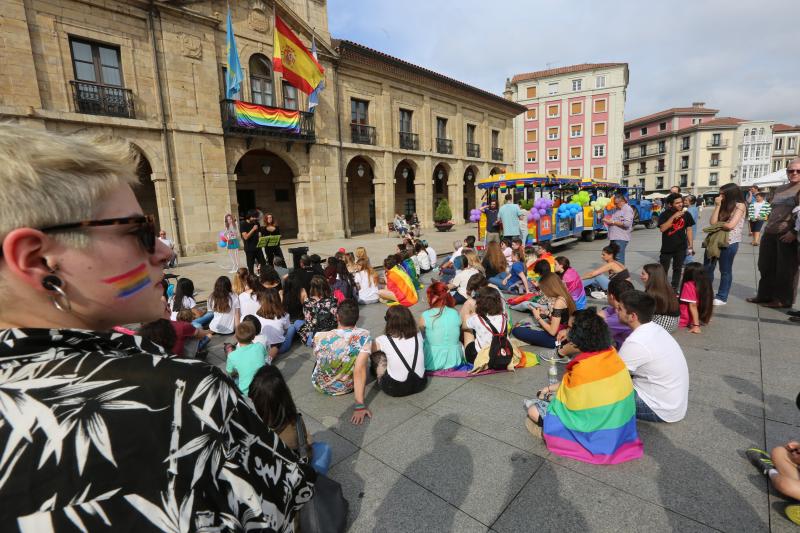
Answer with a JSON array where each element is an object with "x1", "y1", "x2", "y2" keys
[
  {"x1": 401, "y1": 258, "x2": 423, "y2": 290},
  {"x1": 385, "y1": 266, "x2": 418, "y2": 307},
  {"x1": 233, "y1": 101, "x2": 300, "y2": 133},
  {"x1": 543, "y1": 347, "x2": 643, "y2": 465}
]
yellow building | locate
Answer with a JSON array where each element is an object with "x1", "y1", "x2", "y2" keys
[{"x1": 0, "y1": 0, "x2": 522, "y2": 254}]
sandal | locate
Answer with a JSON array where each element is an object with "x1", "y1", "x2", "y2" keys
[{"x1": 525, "y1": 416, "x2": 543, "y2": 439}]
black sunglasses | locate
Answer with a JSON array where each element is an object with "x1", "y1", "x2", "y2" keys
[
  {"x1": 787, "y1": 169, "x2": 800, "y2": 174},
  {"x1": 39, "y1": 215, "x2": 157, "y2": 254}
]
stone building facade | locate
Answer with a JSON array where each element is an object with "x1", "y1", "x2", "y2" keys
[
  {"x1": 771, "y1": 124, "x2": 800, "y2": 173},
  {"x1": 1, "y1": 0, "x2": 522, "y2": 255}
]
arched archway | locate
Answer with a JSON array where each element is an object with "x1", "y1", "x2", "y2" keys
[
  {"x1": 234, "y1": 150, "x2": 299, "y2": 238},
  {"x1": 463, "y1": 165, "x2": 478, "y2": 221},
  {"x1": 432, "y1": 162, "x2": 450, "y2": 217},
  {"x1": 346, "y1": 155, "x2": 375, "y2": 235},
  {"x1": 394, "y1": 159, "x2": 417, "y2": 218},
  {"x1": 131, "y1": 146, "x2": 160, "y2": 231}
]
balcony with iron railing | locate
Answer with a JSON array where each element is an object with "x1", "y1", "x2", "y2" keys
[
  {"x1": 492, "y1": 147, "x2": 504, "y2": 161},
  {"x1": 436, "y1": 137, "x2": 453, "y2": 154},
  {"x1": 220, "y1": 99, "x2": 315, "y2": 142},
  {"x1": 70, "y1": 80, "x2": 135, "y2": 119},
  {"x1": 466, "y1": 142, "x2": 481, "y2": 158},
  {"x1": 707, "y1": 139, "x2": 729, "y2": 149},
  {"x1": 351, "y1": 123, "x2": 376, "y2": 145},
  {"x1": 399, "y1": 131, "x2": 419, "y2": 150},
  {"x1": 623, "y1": 147, "x2": 663, "y2": 161},
  {"x1": 710, "y1": 159, "x2": 720, "y2": 167}
]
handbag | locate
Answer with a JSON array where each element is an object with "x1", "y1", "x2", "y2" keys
[{"x1": 296, "y1": 414, "x2": 349, "y2": 533}]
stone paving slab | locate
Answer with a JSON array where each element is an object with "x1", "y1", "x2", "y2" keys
[{"x1": 197, "y1": 212, "x2": 799, "y2": 531}]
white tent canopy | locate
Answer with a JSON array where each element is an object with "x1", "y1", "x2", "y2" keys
[
  {"x1": 751, "y1": 168, "x2": 787, "y2": 188},
  {"x1": 644, "y1": 192, "x2": 667, "y2": 200}
]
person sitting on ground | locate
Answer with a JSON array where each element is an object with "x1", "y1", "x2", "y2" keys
[
  {"x1": 255, "y1": 290, "x2": 296, "y2": 361},
  {"x1": 259, "y1": 265, "x2": 284, "y2": 299},
  {"x1": 462, "y1": 286, "x2": 509, "y2": 364},
  {"x1": 273, "y1": 256, "x2": 289, "y2": 279},
  {"x1": 678, "y1": 262, "x2": 714, "y2": 334},
  {"x1": 555, "y1": 256, "x2": 586, "y2": 310},
  {"x1": 437, "y1": 239, "x2": 464, "y2": 281},
  {"x1": 448, "y1": 249, "x2": 484, "y2": 304},
  {"x1": 423, "y1": 240, "x2": 437, "y2": 267},
  {"x1": 355, "y1": 245, "x2": 368, "y2": 263},
  {"x1": 745, "y1": 421, "x2": 800, "y2": 526},
  {"x1": 488, "y1": 248, "x2": 528, "y2": 293},
  {"x1": 137, "y1": 318, "x2": 177, "y2": 355},
  {"x1": 371, "y1": 306, "x2": 427, "y2": 397},
  {"x1": 581, "y1": 243, "x2": 629, "y2": 295},
  {"x1": 168, "y1": 277, "x2": 212, "y2": 328},
  {"x1": 226, "y1": 320, "x2": 268, "y2": 395},
  {"x1": 309, "y1": 253, "x2": 325, "y2": 277},
  {"x1": 208, "y1": 275, "x2": 241, "y2": 335},
  {"x1": 524, "y1": 309, "x2": 643, "y2": 464},
  {"x1": 482, "y1": 240, "x2": 507, "y2": 279},
  {"x1": 249, "y1": 364, "x2": 312, "y2": 458},
  {"x1": 299, "y1": 275, "x2": 339, "y2": 345},
  {"x1": 512, "y1": 272, "x2": 576, "y2": 349},
  {"x1": 282, "y1": 268, "x2": 307, "y2": 332},
  {"x1": 170, "y1": 308, "x2": 212, "y2": 357},
  {"x1": 323, "y1": 256, "x2": 339, "y2": 286},
  {"x1": 419, "y1": 281, "x2": 465, "y2": 371},
  {"x1": 501, "y1": 238, "x2": 513, "y2": 267},
  {"x1": 598, "y1": 278, "x2": 635, "y2": 348},
  {"x1": 393, "y1": 213, "x2": 409, "y2": 236},
  {"x1": 378, "y1": 254, "x2": 419, "y2": 307},
  {"x1": 232, "y1": 266, "x2": 249, "y2": 295},
  {"x1": 343, "y1": 251, "x2": 358, "y2": 273},
  {"x1": 399, "y1": 250, "x2": 424, "y2": 290},
  {"x1": 617, "y1": 291, "x2": 689, "y2": 423},
  {"x1": 310, "y1": 300, "x2": 373, "y2": 416},
  {"x1": 331, "y1": 259, "x2": 358, "y2": 302},
  {"x1": 353, "y1": 257, "x2": 380, "y2": 304},
  {"x1": 414, "y1": 242, "x2": 433, "y2": 274},
  {"x1": 640, "y1": 263, "x2": 680, "y2": 332},
  {"x1": 238, "y1": 273, "x2": 264, "y2": 319},
  {"x1": 295, "y1": 254, "x2": 316, "y2": 292}
]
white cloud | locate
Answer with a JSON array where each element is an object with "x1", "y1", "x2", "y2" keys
[{"x1": 328, "y1": 0, "x2": 800, "y2": 124}]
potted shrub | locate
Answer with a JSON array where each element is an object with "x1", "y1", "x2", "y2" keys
[{"x1": 434, "y1": 199, "x2": 454, "y2": 232}]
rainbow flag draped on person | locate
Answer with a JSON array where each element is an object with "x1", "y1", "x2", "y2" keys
[
  {"x1": 385, "y1": 266, "x2": 418, "y2": 307},
  {"x1": 543, "y1": 347, "x2": 643, "y2": 465},
  {"x1": 401, "y1": 258, "x2": 423, "y2": 290},
  {"x1": 233, "y1": 101, "x2": 300, "y2": 132}
]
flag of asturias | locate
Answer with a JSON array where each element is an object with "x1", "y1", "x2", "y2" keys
[
  {"x1": 225, "y1": 8, "x2": 244, "y2": 99},
  {"x1": 308, "y1": 36, "x2": 324, "y2": 112},
  {"x1": 273, "y1": 16, "x2": 325, "y2": 95}
]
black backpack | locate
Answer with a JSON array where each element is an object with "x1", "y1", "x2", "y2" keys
[{"x1": 477, "y1": 313, "x2": 513, "y2": 370}]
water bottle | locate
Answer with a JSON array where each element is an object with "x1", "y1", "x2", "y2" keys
[{"x1": 548, "y1": 358, "x2": 558, "y2": 387}]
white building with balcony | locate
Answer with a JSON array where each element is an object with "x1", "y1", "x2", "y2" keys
[
  {"x1": 735, "y1": 121, "x2": 774, "y2": 186},
  {"x1": 771, "y1": 124, "x2": 800, "y2": 172}
]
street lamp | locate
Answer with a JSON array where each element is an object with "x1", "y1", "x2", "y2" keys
[
  {"x1": 402, "y1": 167, "x2": 409, "y2": 179},
  {"x1": 261, "y1": 163, "x2": 271, "y2": 176},
  {"x1": 357, "y1": 164, "x2": 365, "y2": 177},
  {"x1": 466, "y1": 170, "x2": 473, "y2": 180},
  {"x1": 437, "y1": 169, "x2": 444, "y2": 180}
]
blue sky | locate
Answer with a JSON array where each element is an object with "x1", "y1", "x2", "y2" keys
[{"x1": 328, "y1": 0, "x2": 800, "y2": 125}]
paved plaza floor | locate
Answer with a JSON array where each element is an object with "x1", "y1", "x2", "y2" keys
[{"x1": 172, "y1": 218, "x2": 799, "y2": 532}]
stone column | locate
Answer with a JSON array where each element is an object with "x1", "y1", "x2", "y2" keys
[
  {"x1": 151, "y1": 171, "x2": 176, "y2": 247},
  {"x1": 375, "y1": 151, "x2": 394, "y2": 233},
  {"x1": 294, "y1": 174, "x2": 313, "y2": 241},
  {"x1": 448, "y1": 161, "x2": 464, "y2": 221},
  {"x1": 226, "y1": 173, "x2": 239, "y2": 220},
  {"x1": 419, "y1": 156, "x2": 433, "y2": 227}
]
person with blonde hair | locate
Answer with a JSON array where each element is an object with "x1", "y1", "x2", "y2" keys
[
  {"x1": 354, "y1": 257, "x2": 380, "y2": 304},
  {"x1": 447, "y1": 248, "x2": 483, "y2": 304},
  {"x1": 0, "y1": 125, "x2": 312, "y2": 529}
]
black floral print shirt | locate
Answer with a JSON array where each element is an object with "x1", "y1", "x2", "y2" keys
[{"x1": 0, "y1": 328, "x2": 314, "y2": 532}]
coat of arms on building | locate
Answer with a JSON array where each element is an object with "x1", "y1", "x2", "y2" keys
[
  {"x1": 178, "y1": 33, "x2": 202, "y2": 59},
  {"x1": 248, "y1": 0, "x2": 270, "y2": 33}
]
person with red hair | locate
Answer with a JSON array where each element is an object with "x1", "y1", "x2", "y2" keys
[{"x1": 418, "y1": 281, "x2": 464, "y2": 370}]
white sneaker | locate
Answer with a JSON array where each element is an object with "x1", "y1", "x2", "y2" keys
[
  {"x1": 590, "y1": 290, "x2": 607, "y2": 300},
  {"x1": 713, "y1": 298, "x2": 727, "y2": 306}
]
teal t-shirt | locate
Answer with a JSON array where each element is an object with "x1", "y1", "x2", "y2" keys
[
  {"x1": 226, "y1": 342, "x2": 268, "y2": 395},
  {"x1": 498, "y1": 203, "x2": 523, "y2": 236}
]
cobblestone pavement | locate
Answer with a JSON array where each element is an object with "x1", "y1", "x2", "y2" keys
[{"x1": 184, "y1": 217, "x2": 797, "y2": 532}]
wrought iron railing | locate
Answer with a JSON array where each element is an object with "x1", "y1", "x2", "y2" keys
[
  {"x1": 351, "y1": 124, "x2": 376, "y2": 145},
  {"x1": 70, "y1": 80, "x2": 135, "y2": 118},
  {"x1": 466, "y1": 143, "x2": 481, "y2": 158},
  {"x1": 436, "y1": 138, "x2": 453, "y2": 154},
  {"x1": 399, "y1": 131, "x2": 419, "y2": 150},
  {"x1": 220, "y1": 99, "x2": 315, "y2": 141},
  {"x1": 492, "y1": 147, "x2": 504, "y2": 161}
]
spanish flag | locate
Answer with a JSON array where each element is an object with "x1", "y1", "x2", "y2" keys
[{"x1": 273, "y1": 16, "x2": 325, "y2": 95}]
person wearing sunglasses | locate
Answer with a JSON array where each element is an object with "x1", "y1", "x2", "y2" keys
[
  {"x1": 747, "y1": 158, "x2": 800, "y2": 309},
  {"x1": 0, "y1": 125, "x2": 314, "y2": 530}
]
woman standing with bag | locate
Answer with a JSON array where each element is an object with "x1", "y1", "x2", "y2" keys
[{"x1": 703, "y1": 183, "x2": 746, "y2": 306}]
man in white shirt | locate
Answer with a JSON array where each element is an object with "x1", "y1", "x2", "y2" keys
[
  {"x1": 616, "y1": 290, "x2": 689, "y2": 423},
  {"x1": 423, "y1": 240, "x2": 437, "y2": 266},
  {"x1": 158, "y1": 230, "x2": 177, "y2": 268}
]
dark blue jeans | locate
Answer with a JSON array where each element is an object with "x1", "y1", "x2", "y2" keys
[
  {"x1": 611, "y1": 239, "x2": 628, "y2": 264},
  {"x1": 634, "y1": 390, "x2": 665, "y2": 422},
  {"x1": 703, "y1": 242, "x2": 739, "y2": 302},
  {"x1": 511, "y1": 326, "x2": 557, "y2": 348}
]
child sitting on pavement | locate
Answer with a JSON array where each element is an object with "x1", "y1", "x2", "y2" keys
[{"x1": 226, "y1": 320, "x2": 268, "y2": 395}]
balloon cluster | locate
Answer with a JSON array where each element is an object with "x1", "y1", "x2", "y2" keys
[
  {"x1": 527, "y1": 197, "x2": 553, "y2": 221},
  {"x1": 591, "y1": 198, "x2": 609, "y2": 212},
  {"x1": 557, "y1": 202, "x2": 582, "y2": 220},
  {"x1": 469, "y1": 208, "x2": 482, "y2": 223},
  {"x1": 570, "y1": 190, "x2": 591, "y2": 206}
]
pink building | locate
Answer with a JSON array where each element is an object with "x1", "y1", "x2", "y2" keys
[{"x1": 508, "y1": 63, "x2": 628, "y2": 180}]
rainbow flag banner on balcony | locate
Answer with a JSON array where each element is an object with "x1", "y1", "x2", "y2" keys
[{"x1": 233, "y1": 100, "x2": 300, "y2": 133}]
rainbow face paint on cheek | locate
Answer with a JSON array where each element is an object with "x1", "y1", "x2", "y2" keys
[{"x1": 102, "y1": 263, "x2": 152, "y2": 299}]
